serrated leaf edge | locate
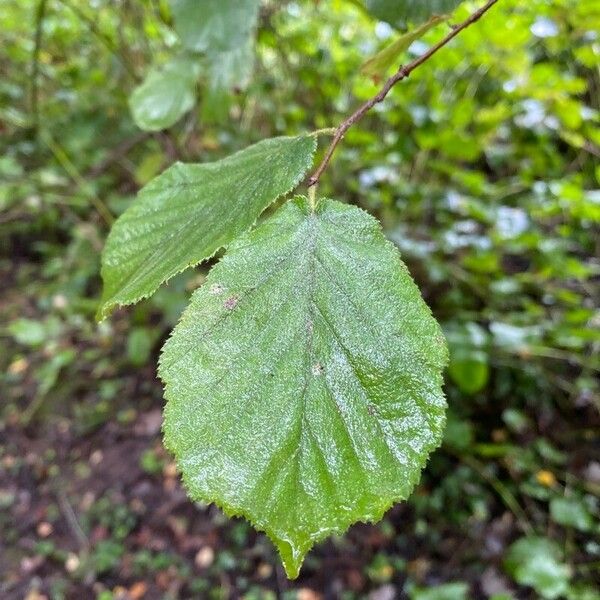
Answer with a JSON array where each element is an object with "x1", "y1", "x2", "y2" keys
[
  {"x1": 97, "y1": 135, "x2": 318, "y2": 322},
  {"x1": 158, "y1": 196, "x2": 448, "y2": 578},
  {"x1": 163, "y1": 415, "x2": 445, "y2": 578}
]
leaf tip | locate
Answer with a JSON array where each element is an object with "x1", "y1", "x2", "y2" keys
[{"x1": 271, "y1": 536, "x2": 308, "y2": 580}]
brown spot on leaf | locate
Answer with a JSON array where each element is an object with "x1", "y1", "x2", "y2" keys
[{"x1": 224, "y1": 295, "x2": 239, "y2": 310}]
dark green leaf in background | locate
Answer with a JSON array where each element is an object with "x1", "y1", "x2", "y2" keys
[
  {"x1": 550, "y1": 496, "x2": 596, "y2": 532},
  {"x1": 170, "y1": 0, "x2": 260, "y2": 54},
  {"x1": 408, "y1": 581, "x2": 469, "y2": 600},
  {"x1": 361, "y1": 0, "x2": 464, "y2": 28},
  {"x1": 444, "y1": 322, "x2": 490, "y2": 394},
  {"x1": 170, "y1": 0, "x2": 260, "y2": 97},
  {"x1": 160, "y1": 196, "x2": 448, "y2": 577},
  {"x1": 504, "y1": 537, "x2": 572, "y2": 600},
  {"x1": 98, "y1": 135, "x2": 317, "y2": 320},
  {"x1": 8, "y1": 318, "x2": 48, "y2": 347},
  {"x1": 129, "y1": 55, "x2": 200, "y2": 132},
  {"x1": 127, "y1": 327, "x2": 155, "y2": 367},
  {"x1": 201, "y1": 37, "x2": 255, "y2": 123}
]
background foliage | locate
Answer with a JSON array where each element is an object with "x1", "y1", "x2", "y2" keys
[{"x1": 1, "y1": 0, "x2": 599, "y2": 598}]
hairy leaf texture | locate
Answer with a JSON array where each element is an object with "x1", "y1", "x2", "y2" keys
[
  {"x1": 98, "y1": 135, "x2": 317, "y2": 320},
  {"x1": 160, "y1": 196, "x2": 448, "y2": 577}
]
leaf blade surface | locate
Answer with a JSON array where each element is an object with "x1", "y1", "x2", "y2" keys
[
  {"x1": 160, "y1": 197, "x2": 448, "y2": 577},
  {"x1": 98, "y1": 135, "x2": 316, "y2": 320}
]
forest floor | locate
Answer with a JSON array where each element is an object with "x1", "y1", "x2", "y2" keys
[{"x1": 1, "y1": 399, "x2": 530, "y2": 600}]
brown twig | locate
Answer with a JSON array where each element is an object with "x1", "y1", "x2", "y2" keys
[{"x1": 307, "y1": 0, "x2": 500, "y2": 187}]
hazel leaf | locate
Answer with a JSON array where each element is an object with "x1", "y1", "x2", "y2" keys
[
  {"x1": 160, "y1": 196, "x2": 448, "y2": 578},
  {"x1": 98, "y1": 135, "x2": 317, "y2": 320}
]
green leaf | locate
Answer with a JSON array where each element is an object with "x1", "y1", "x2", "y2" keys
[
  {"x1": 409, "y1": 582, "x2": 469, "y2": 600},
  {"x1": 504, "y1": 537, "x2": 572, "y2": 600},
  {"x1": 201, "y1": 38, "x2": 255, "y2": 123},
  {"x1": 127, "y1": 327, "x2": 155, "y2": 367},
  {"x1": 159, "y1": 196, "x2": 448, "y2": 578},
  {"x1": 8, "y1": 318, "x2": 47, "y2": 347},
  {"x1": 447, "y1": 354, "x2": 488, "y2": 394},
  {"x1": 550, "y1": 496, "x2": 596, "y2": 532},
  {"x1": 443, "y1": 411, "x2": 474, "y2": 451},
  {"x1": 97, "y1": 135, "x2": 317, "y2": 320},
  {"x1": 361, "y1": 0, "x2": 464, "y2": 28},
  {"x1": 566, "y1": 583, "x2": 600, "y2": 600},
  {"x1": 170, "y1": 0, "x2": 260, "y2": 54},
  {"x1": 170, "y1": 0, "x2": 260, "y2": 95},
  {"x1": 445, "y1": 322, "x2": 489, "y2": 394},
  {"x1": 361, "y1": 15, "x2": 447, "y2": 79},
  {"x1": 129, "y1": 55, "x2": 200, "y2": 132},
  {"x1": 36, "y1": 349, "x2": 76, "y2": 396}
]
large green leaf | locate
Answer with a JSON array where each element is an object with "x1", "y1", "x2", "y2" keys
[
  {"x1": 97, "y1": 135, "x2": 317, "y2": 320},
  {"x1": 129, "y1": 55, "x2": 200, "y2": 132},
  {"x1": 361, "y1": 0, "x2": 464, "y2": 28},
  {"x1": 160, "y1": 196, "x2": 448, "y2": 578}
]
